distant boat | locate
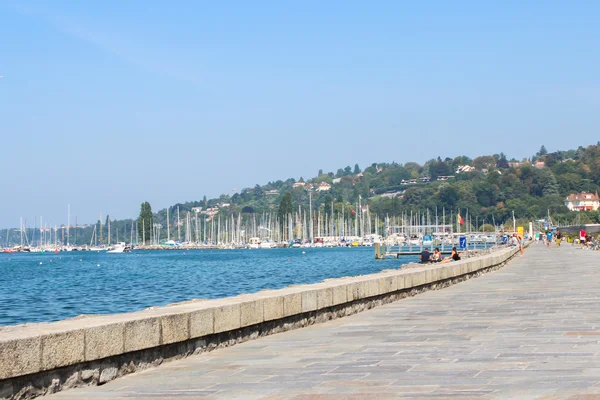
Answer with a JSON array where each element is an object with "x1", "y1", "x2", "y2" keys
[
  {"x1": 259, "y1": 239, "x2": 273, "y2": 249},
  {"x1": 106, "y1": 242, "x2": 131, "y2": 253},
  {"x1": 247, "y1": 237, "x2": 260, "y2": 249}
]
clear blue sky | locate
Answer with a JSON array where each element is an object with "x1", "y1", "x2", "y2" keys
[{"x1": 1, "y1": 1, "x2": 599, "y2": 228}]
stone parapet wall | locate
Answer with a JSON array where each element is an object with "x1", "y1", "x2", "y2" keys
[{"x1": 0, "y1": 246, "x2": 520, "y2": 399}]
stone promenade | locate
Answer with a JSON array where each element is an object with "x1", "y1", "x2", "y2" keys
[{"x1": 49, "y1": 244, "x2": 600, "y2": 399}]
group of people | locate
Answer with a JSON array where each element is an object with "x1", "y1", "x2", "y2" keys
[
  {"x1": 540, "y1": 228, "x2": 596, "y2": 249},
  {"x1": 578, "y1": 228, "x2": 597, "y2": 249},
  {"x1": 420, "y1": 247, "x2": 461, "y2": 264},
  {"x1": 542, "y1": 229, "x2": 562, "y2": 247}
]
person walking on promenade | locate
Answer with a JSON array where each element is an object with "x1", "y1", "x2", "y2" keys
[
  {"x1": 580, "y1": 228, "x2": 587, "y2": 249},
  {"x1": 542, "y1": 231, "x2": 547, "y2": 246},
  {"x1": 546, "y1": 230, "x2": 553, "y2": 248},
  {"x1": 555, "y1": 229, "x2": 562, "y2": 247}
]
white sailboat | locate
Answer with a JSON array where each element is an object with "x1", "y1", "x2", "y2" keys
[{"x1": 88, "y1": 225, "x2": 105, "y2": 251}]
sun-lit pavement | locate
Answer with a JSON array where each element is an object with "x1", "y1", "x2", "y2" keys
[{"x1": 49, "y1": 243, "x2": 600, "y2": 399}]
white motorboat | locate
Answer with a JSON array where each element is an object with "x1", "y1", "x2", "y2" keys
[
  {"x1": 106, "y1": 242, "x2": 131, "y2": 253},
  {"x1": 247, "y1": 237, "x2": 260, "y2": 249},
  {"x1": 259, "y1": 240, "x2": 273, "y2": 249}
]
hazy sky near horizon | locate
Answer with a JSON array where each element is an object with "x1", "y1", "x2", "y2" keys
[{"x1": 1, "y1": 1, "x2": 599, "y2": 228}]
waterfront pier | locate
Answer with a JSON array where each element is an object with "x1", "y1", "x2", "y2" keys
[{"x1": 4, "y1": 244, "x2": 600, "y2": 398}]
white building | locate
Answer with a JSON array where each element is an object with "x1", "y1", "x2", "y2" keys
[
  {"x1": 316, "y1": 182, "x2": 331, "y2": 192},
  {"x1": 456, "y1": 165, "x2": 475, "y2": 174},
  {"x1": 565, "y1": 192, "x2": 600, "y2": 211}
]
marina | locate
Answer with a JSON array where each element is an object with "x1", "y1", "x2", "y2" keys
[{"x1": 2, "y1": 206, "x2": 513, "y2": 253}]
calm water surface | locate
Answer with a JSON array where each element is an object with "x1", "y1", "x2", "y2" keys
[{"x1": 0, "y1": 248, "x2": 416, "y2": 326}]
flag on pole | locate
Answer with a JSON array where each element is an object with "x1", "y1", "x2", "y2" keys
[{"x1": 458, "y1": 213, "x2": 465, "y2": 225}]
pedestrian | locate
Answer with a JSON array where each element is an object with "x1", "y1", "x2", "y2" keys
[
  {"x1": 541, "y1": 231, "x2": 547, "y2": 246},
  {"x1": 546, "y1": 230, "x2": 553, "y2": 248},
  {"x1": 518, "y1": 233, "x2": 524, "y2": 256},
  {"x1": 555, "y1": 229, "x2": 562, "y2": 247},
  {"x1": 580, "y1": 228, "x2": 587, "y2": 248}
]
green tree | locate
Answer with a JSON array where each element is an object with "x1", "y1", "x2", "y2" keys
[
  {"x1": 496, "y1": 153, "x2": 509, "y2": 169},
  {"x1": 472, "y1": 156, "x2": 496, "y2": 170},
  {"x1": 138, "y1": 202, "x2": 153, "y2": 244},
  {"x1": 277, "y1": 192, "x2": 294, "y2": 227},
  {"x1": 428, "y1": 160, "x2": 452, "y2": 179},
  {"x1": 438, "y1": 185, "x2": 459, "y2": 208},
  {"x1": 323, "y1": 194, "x2": 334, "y2": 212},
  {"x1": 353, "y1": 164, "x2": 361, "y2": 174},
  {"x1": 538, "y1": 145, "x2": 548, "y2": 156},
  {"x1": 253, "y1": 184, "x2": 264, "y2": 200},
  {"x1": 479, "y1": 224, "x2": 495, "y2": 232}
]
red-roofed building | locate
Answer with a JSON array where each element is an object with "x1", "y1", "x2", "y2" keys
[{"x1": 565, "y1": 192, "x2": 600, "y2": 211}]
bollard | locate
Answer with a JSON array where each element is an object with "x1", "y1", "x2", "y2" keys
[{"x1": 374, "y1": 243, "x2": 385, "y2": 259}]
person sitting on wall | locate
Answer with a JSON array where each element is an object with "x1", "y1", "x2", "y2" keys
[
  {"x1": 441, "y1": 247, "x2": 461, "y2": 263},
  {"x1": 509, "y1": 233, "x2": 519, "y2": 247},
  {"x1": 420, "y1": 247, "x2": 431, "y2": 263},
  {"x1": 431, "y1": 247, "x2": 442, "y2": 262}
]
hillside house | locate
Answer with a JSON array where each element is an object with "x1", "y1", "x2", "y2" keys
[
  {"x1": 292, "y1": 181, "x2": 306, "y2": 189},
  {"x1": 316, "y1": 182, "x2": 331, "y2": 192},
  {"x1": 456, "y1": 165, "x2": 475, "y2": 174},
  {"x1": 565, "y1": 192, "x2": 600, "y2": 211}
]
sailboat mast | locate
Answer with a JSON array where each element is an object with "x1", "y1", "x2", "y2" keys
[
  {"x1": 67, "y1": 204, "x2": 70, "y2": 246},
  {"x1": 309, "y1": 192, "x2": 313, "y2": 243},
  {"x1": 167, "y1": 207, "x2": 170, "y2": 241},
  {"x1": 177, "y1": 206, "x2": 181, "y2": 242},
  {"x1": 100, "y1": 213, "x2": 103, "y2": 245}
]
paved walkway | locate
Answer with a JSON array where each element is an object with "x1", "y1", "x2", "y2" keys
[{"x1": 50, "y1": 244, "x2": 600, "y2": 400}]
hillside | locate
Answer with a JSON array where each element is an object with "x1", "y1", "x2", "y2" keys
[
  {"x1": 5, "y1": 143, "x2": 600, "y2": 247},
  {"x1": 159, "y1": 143, "x2": 600, "y2": 225}
]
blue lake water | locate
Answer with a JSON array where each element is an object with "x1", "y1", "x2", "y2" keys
[{"x1": 0, "y1": 248, "x2": 417, "y2": 326}]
